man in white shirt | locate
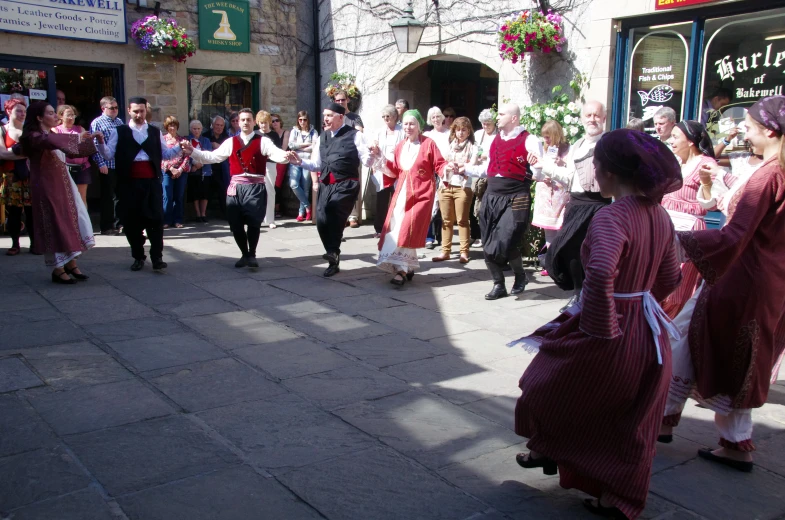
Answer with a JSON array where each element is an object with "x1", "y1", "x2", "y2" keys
[
  {"x1": 532, "y1": 100, "x2": 610, "y2": 303},
  {"x1": 291, "y1": 102, "x2": 376, "y2": 276},
  {"x1": 182, "y1": 108, "x2": 291, "y2": 268},
  {"x1": 96, "y1": 97, "x2": 183, "y2": 271},
  {"x1": 465, "y1": 103, "x2": 542, "y2": 300}
]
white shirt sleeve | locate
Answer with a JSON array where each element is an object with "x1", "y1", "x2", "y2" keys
[
  {"x1": 96, "y1": 130, "x2": 118, "y2": 161},
  {"x1": 260, "y1": 135, "x2": 290, "y2": 163},
  {"x1": 697, "y1": 168, "x2": 731, "y2": 210},
  {"x1": 190, "y1": 138, "x2": 233, "y2": 164}
]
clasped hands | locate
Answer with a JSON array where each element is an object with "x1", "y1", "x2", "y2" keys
[{"x1": 445, "y1": 161, "x2": 466, "y2": 176}]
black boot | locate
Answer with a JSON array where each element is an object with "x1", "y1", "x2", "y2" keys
[
  {"x1": 323, "y1": 251, "x2": 340, "y2": 277},
  {"x1": 484, "y1": 261, "x2": 507, "y2": 300},
  {"x1": 509, "y1": 256, "x2": 527, "y2": 295}
]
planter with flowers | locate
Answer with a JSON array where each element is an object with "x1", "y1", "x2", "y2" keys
[
  {"x1": 324, "y1": 72, "x2": 362, "y2": 112},
  {"x1": 498, "y1": 9, "x2": 564, "y2": 66},
  {"x1": 131, "y1": 15, "x2": 196, "y2": 63}
]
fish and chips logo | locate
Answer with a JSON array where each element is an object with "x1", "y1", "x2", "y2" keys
[{"x1": 637, "y1": 85, "x2": 675, "y2": 107}]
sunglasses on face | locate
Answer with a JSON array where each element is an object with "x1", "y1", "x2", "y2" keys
[
  {"x1": 106, "y1": 106, "x2": 119, "y2": 110},
  {"x1": 298, "y1": 118, "x2": 308, "y2": 121},
  {"x1": 272, "y1": 119, "x2": 280, "y2": 123}
]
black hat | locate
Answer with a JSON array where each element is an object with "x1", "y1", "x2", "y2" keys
[{"x1": 326, "y1": 102, "x2": 346, "y2": 115}]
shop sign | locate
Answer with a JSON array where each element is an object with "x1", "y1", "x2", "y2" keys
[
  {"x1": 655, "y1": 0, "x2": 720, "y2": 10},
  {"x1": 714, "y1": 43, "x2": 785, "y2": 101},
  {"x1": 198, "y1": 0, "x2": 249, "y2": 53},
  {"x1": 0, "y1": 0, "x2": 127, "y2": 43}
]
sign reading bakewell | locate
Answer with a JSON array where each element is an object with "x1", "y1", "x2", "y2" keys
[
  {"x1": 0, "y1": 0, "x2": 127, "y2": 43},
  {"x1": 655, "y1": 0, "x2": 720, "y2": 10}
]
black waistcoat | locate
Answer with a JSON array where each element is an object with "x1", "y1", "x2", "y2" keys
[
  {"x1": 319, "y1": 125, "x2": 360, "y2": 182},
  {"x1": 115, "y1": 124, "x2": 164, "y2": 179}
]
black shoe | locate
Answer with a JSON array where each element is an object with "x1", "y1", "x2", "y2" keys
[
  {"x1": 246, "y1": 256, "x2": 259, "y2": 268},
  {"x1": 657, "y1": 434, "x2": 673, "y2": 444},
  {"x1": 390, "y1": 272, "x2": 406, "y2": 286},
  {"x1": 406, "y1": 271, "x2": 415, "y2": 281},
  {"x1": 131, "y1": 259, "x2": 145, "y2": 271},
  {"x1": 201, "y1": 216, "x2": 209, "y2": 223},
  {"x1": 152, "y1": 259, "x2": 167, "y2": 271},
  {"x1": 323, "y1": 264, "x2": 340, "y2": 277},
  {"x1": 582, "y1": 499, "x2": 626, "y2": 519},
  {"x1": 515, "y1": 452, "x2": 558, "y2": 475},
  {"x1": 102, "y1": 229, "x2": 117, "y2": 236},
  {"x1": 51, "y1": 271, "x2": 77, "y2": 285},
  {"x1": 510, "y1": 274, "x2": 527, "y2": 295},
  {"x1": 64, "y1": 266, "x2": 89, "y2": 281},
  {"x1": 235, "y1": 255, "x2": 249, "y2": 268},
  {"x1": 322, "y1": 251, "x2": 339, "y2": 265},
  {"x1": 697, "y1": 448, "x2": 753, "y2": 472},
  {"x1": 485, "y1": 284, "x2": 508, "y2": 300}
]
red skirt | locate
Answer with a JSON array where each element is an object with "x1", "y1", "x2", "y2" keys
[{"x1": 514, "y1": 300, "x2": 671, "y2": 520}]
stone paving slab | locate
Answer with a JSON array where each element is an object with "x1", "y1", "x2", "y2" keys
[
  {"x1": 5, "y1": 487, "x2": 118, "y2": 520},
  {"x1": 152, "y1": 297, "x2": 241, "y2": 318},
  {"x1": 334, "y1": 332, "x2": 449, "y2": 368},
  {"x1": 20, "y1": 341, "x2": 132, "y2": 389},
  {"x1": 181, "y1": 311, "x2": 302, "y2": 349},
  {"x1": 0, "y1": 395, "x2": 57, "y2": 458},
  {"x1": 108, "y1": 332, "x2": 226, "y2": 372},
  {"x1": 116, "y1": 465, "x2": 323, "y2": 520},
  {"x1": 197, "y1": 393, "x2": 375, "y2": 474},
  {"x1": 144, "y1": 358, "x2": 287, "y2": 412},
  {"x1": 83, "y1": 317, "x2": 186, "y2": 343},
  {"x1": 0, "y1": 446, "x2": 91, "y2": 510},
  {"x1": 336, "y1": 391, "x2": 522, "y2": 470},
  {"x1": 283, "y1": 313, "x2": 393, "y2": 344},
  {"x1": 277, "y1": 447, "x2": 487, "y2": 520},
  {"x1": 283, "y1": 364, "x2": 409, "y2": 410},
  {"x1": 65, "y1": 416, "x2": 240, "y2": 496},
  {"x1": 0, "y1": 318, "x2": 87, "y2": 350},
  {"x1": 53, "y1": 295, "x2": 157, "y2": 325},
  {"x1": 360, "y1": 304, "x2": 480, "y2": 340},
  {"x1": 234, "y1": 338, "x2": 353, "y2": 380},
  {"x1": 0, "y1": 305, "x2": 63, "y2": 326},
  {"x1": 29, "y1": 379, "x2": 172, "y2": 435},
  {"x1": 0, "y1": 357, "x2": 44, "y2": 392}
]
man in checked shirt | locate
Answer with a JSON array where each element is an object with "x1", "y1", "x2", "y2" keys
[{"x1": 90, "y1": 96, "x2": 124, "y2": 235}]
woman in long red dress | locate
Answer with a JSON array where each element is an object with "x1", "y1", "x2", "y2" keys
[
  {"x1": 18, "y1": 101, "x2": 98, "y2": 284},
  {"x1": 661, "y1": 121, "x2": 725, "y2": 318},
  {"x1": 660, "y1": 96, "x2": 785, "y2": 472},
  {"x1": 510, "y1": 129, "x2": 683, "y2": 520},
  {"x1": 377, "y1": 110, "x2": 449, "y2": 285}
]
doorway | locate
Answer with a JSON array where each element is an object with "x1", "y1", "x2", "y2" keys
[{"x1": 54, "y1": 65, "x2": 120, "y2": 130}]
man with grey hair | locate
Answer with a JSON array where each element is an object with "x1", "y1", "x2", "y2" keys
[
  {"x1": 465, "y1": 103, "x2": 542, "y2": 300},
  {"x1": 395, "y1": 99, "x2": 409, "y2": 123},
  {"x1": 472, "y1": 108, "x2": 497, "y2": 246},
  {"x1": 533, "y1": 100, "x2": 610, "y2": 306},
  {"x1": 653, "y1": 107, "x2": 677, "y2": 143}
]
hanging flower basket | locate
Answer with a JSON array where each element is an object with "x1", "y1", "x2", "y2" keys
[
  {"x1": 498, "y1": 10, "x2": 564, "y2": 65},
  {"x1": 324, "y1": 72, "x2": 362, "y2": 110},
  {"x1": 131, "y1": 15, "x2": 196, "y2": 63}
]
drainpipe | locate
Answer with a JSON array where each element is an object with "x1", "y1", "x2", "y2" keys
[{"x1": 312, "y1": 0, "x2": 321, "y2": 118}]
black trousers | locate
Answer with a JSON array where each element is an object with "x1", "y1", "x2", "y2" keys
[
  {"x1": 374, "y1": 186, "x2": 394, "y2": 233},
  {"x1": 226, "y1": 182, "x2": 266, "y2": 256},
  {"x1": 480, "y1": 191, "x2": 531, "y2": 266},
  {"x1": 99, "y1": 167, "x2": 121, "y2": 232},
  {"x1": 118, "y1": 178, "x2": 164, "y2": 261},
  {"x1": 6, "y1": 205, "x2": 34, "y2": 249},
  {"x1": 316, "y1": 179, "x2": 359, "y2": 255}
]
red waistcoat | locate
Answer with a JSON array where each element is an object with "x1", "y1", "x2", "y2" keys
[
  {"x1": 488, "y1": 131, "x2": 532, "y2": 182},
  {"x1": 228, "y1": 134, "x2": 267, "y2": 176}
]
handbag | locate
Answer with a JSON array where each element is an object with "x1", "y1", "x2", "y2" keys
[{"x1": 67, "y1": 164, "x2": 83, "y2": 177}]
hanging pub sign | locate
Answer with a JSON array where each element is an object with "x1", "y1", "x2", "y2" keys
[
  {"x1": 0, "y1": 0, "x2": 127, "y2": 43},
  {"x1": 198, "y1": 0, "x2": 250, "y2": 53},
  {"x1": 655, "y1": 0, "x2": 720, "y2": 10}
]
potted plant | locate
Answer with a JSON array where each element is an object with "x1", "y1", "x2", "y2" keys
[
  {"x1": 498, "y1": 10, "x2": 564, "y2": 65},
  {"x1": 130, "y1": 15, "x2": 196, "y2": 63}
]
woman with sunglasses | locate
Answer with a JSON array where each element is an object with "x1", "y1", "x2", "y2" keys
[
  {"x1": 289, "y1": 111, "x2": 318, "y2": 222},
  {"x1": 268, "y1": 114, "x2": 290, "y2": 220}
]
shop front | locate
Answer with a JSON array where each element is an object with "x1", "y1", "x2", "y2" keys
[{"x1": 611, "y1": 0, "x2": 785, "y2": 150}]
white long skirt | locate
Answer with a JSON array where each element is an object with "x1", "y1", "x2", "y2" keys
[
  {"x1": 377, "y1": 179, "x2": 419, "y2": 275},
  {"x1": 45, "y1": 174, "x2": 95, "y2": 268}
]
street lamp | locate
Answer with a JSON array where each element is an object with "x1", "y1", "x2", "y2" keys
[{"x1": 390, "y1": 1, "x2": 426, "y2": 53}]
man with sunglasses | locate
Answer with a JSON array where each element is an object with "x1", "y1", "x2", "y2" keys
[{"x1": 90, "y1": 96, "x2": 124, "y2": 236}]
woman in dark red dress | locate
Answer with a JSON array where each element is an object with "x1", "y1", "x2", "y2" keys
[{"x1": 510, "y1": 129, "x2": 683, "y2": 519}]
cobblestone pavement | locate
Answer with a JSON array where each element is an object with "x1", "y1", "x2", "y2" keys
[{"x1": 1, "y1": 219, "x2": 784, "y2": 520}]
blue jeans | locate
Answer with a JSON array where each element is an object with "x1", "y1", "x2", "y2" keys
[
  {"x1": 288, "y1": 163, "x2": 312, "y2": 215},
  {"x1": 162, "y1": 172, "x2": 187, "y2": 225}
]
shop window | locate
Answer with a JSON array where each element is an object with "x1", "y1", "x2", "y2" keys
[
  {"x1": 0, "y1": 67, "x2": 50, "y2": 106},
  {"x1": 188, "y1": 72, "x2": 256, "y2": 130},
  {"x1": 700, "y1": 8, "x2": 785, "y2": 149},
  {"x1": 626, "y1": 24, "x2": 691, "y2": 134}
]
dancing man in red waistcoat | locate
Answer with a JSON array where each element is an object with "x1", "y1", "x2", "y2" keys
[
  {"x1": 466, "y1": 103, "x2": 542, "y2": 300},
  {"x1": 183, "y1": 108, "x2": 291, "y2": 268}
]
